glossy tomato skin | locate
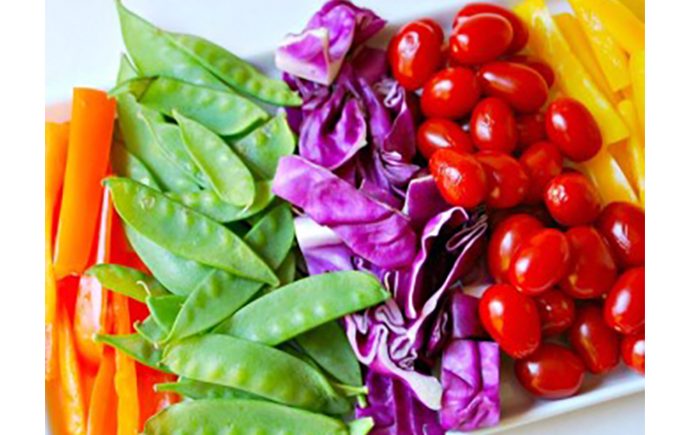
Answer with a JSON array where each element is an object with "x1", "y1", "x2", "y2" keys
[
  {"x1": 569, "y1": 304, "x2": 620, "y2": 374},
  {"x1": 421, "y1": 67, "x2": 482, "y2": 119},
  {"x1": 544, "y1": 172, "x2": 601, "y2": 227},
  {"x1": 561, "y1": 226, "x2": 618, "y2": 299},
  {"x1": 534, "y1": 289, "x2": 576, "y2": 336},
  {"x1": 596, "y1": 202, "x2": 645, "y2": 268},
  {"x1": 604, "y1": 267, "x2": 645, "y2": 334},
  {"x1": 621, "y1": 331, "x2": 645, "y2": 375},
  {"x1": 545, "y1": 98, "x2": 602, "y2": 162},
  {"x1": 488, "y1": 214, "x2": 544, "y2": 283},
  {"x1": 514, "y1": 343, "x2": 585, "y2": 399},
  {"x1": 430, "y1": 149, "x2": 487, "y2": 208},
  {"x1": 475, "y1": 151, "x2": 528, "y2": 208},
  {"x1": 516, "y1": 113, "x2": 546, "y2": 150},
  {"x1": 478, "y1": 62, "x2": 549, "y2": 113},
  {"x1": 507, "y1": 55, "x2": 556, "y2": 88},
  {"x1": 509, "y1": 229, "x2": 571, "y2": 296},
  {"x1": 470, "y1": 97, "x2": 518, "y2": 154},
  {"x1": 520, "y1": 141, "x2": 563, "y2": 204},
  {"x1": 416, "y1": 118, "x2": 474, "y2": 159},
  {"x1": 479, "y1": 284, "x2": 541, "y2": 358},
  {"x1": 454, "y1": 3, "x2": 529, "y2": 54},
  {"x1": 387, "y1": 20, "x2": 444, "y2": 91},
  {"x1": 449, "y1": 13, "x2": 513, "y2": 65}
]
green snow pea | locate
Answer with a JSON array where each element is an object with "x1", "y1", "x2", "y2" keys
[
  {"x1": 163, "y1": 335, "x2": 350, "y2": 414},
  {"x1": 116, "y1": 53, "x2": 139, "y2": 84},
  {"x1": 107, "y1": 178, "x2": 278, "y2": 286},
  {"x1": 124, "y1": 225, "x2": 211, "y2": 297},
  {"x1": 140, "y1": 77, "x2": 267, "y2": 136},
  {"x1": 140, "y1": 111, "x2": 209, "y2": 188},
  {"x1": 143, "y1": 399, "x2": 350, "y2": 435},
  {"x1": 146, "y1": 294, "x2": 185, "y2": 333},
  {"x1": 166, "y1": 181, "x2": 273, "y2": 223},
  {"x1": 109, "y1": 77, "x2": 152, "y2": 99},
  {"x1": 174, "y1": 111, "x2": 255, "y2": 207},
  {"x1": 349, "y1": 417, "x2": 376, "y2": 435},
  {"x1": 231, "y1": 114, "x2": 295, "y2": 179},
  {"x1": 86, "y1": 263, "x2": 169, "y2": 303},
  {"x1": 96, "y1": 332, "x2": 168, "y2": 372},
  {"x1": 216, "y1": 271, "x2": 389, "y2": 345},
  {"x1": 135, "y1": 316, "x2": 168, "y2": 344},
  {"x1": 154, "y1": 378, "x2": 261, "y2": 401},
  {"x1": 110, "y1": 142, "x2": 161, "y2": 190},
  {"x1": 296, "y1": 321, "x2": 363, "y2": 387},
  {"x1": 116, "y1": 0, "x2": 225, "y2": 90},
  {"x1": 116, "y1": 93, "x2": 199, "y2": 192},
  {"x1": 167, "y1": 33, "x2": 302, "y2": 107},
  {"x1": 275, "y1": 249, "x2": 297, "y2": 287},
  {"x1": 165, "y1": 204, "x2": 294, "y2": 342}
]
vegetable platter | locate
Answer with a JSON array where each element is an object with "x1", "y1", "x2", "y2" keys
[{"x1": 46, "y1": 0, "x2": 645, "y2": 434}]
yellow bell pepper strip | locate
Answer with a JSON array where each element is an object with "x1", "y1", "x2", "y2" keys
[
  {"x1": 57, "y1": 303, "x2": 88, "y2": 435},
  {"x1": 54, "y1": 88, "x2": 116, "y2": 279},
  {"x1": 87, "y1": 349, "x2": 118, "y2": 435},
  {"x1": 616, "y1": 100, "x2": 645, "y2": 206},
  {"x1": 46, "y1": 122, "x2": 70, "y2": 381},
  {"x1": 515, "y1": 0, "x2": 629, "y2": 145},
  {"x1": 568, "y1": 0, "x2": 631, "y2": 92},
  {"x1": 575, "y1": 150, "x2": 639, "y2": 206},
  {"x1": 618, "y1": 0, "x2": 645, "y2": 23},
  {"x1": 553, "y1": 13, "x2": 618, "y2": 105},
  {"x1": 629, "y1": 50, "x2": 645, "y2": 132},
  {"x1": 579, "y1": 0, "x2": 644, "y2": 54}
]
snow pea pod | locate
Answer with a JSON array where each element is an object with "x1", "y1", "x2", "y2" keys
[
  {"x1": 116, "y1": 0, "x2": 225, "y2": 90},
  {"x1": 231, "y1": 114, "x2": 295, "y2": 179},
  {"x1": 146, "y1": 294, "x2": 184, "y2": 334},
  {"x1": 174, "y1": 111, "x2": 255, "y2": 207},
  {"x1": 296, "y1": 321, "x2": 363, "y2": 387},
  {"x1": 165, "y1": 204, "x2": 294, "y2": 342},
  {"x1": 154, "y1": 378, "x2": 261, "y2": 401},
  {"x1": 216, "y1": 271, "x2": 389, "y2": 345},
  {"x1": 166, "y1": 181, "x2": 273, "y2": 223},
  {"x1": 142, "y1": 399, "x2": 349, "y2": 435},
  {"x1": 116, "y1": 53, "x2": 139, "y2": 84},
  {"x1": 86, "y1": 263, "x2": 169, "y2": 303},
  {"x1": 140, "y1": 77, "x2": 267, "y2": 136},
  {"x1": 163, "y1": 335, "x2": 350, "y2": 414},
  {"x1": 135, "y1": 316, "x2": 168, "y2": 344},
  {"x1": 275, "y1": 249, "x2": 297, "y2": 287},
  {"x1": 107, "y1": 178, "x2": 278, "y2": 286},
  {"x1": 167, "y1": 33, "x2": 302, "y2": 107},
  {"x1": 124, "y1": 225, "x2": 211, "y2": 297},
  {"x1": 109, "y1": 77, "x2": 152, "y2": 99},
  {"x1": 110, "y1": 142, "x2": 161, "y2": 190},
  {"x1": 116, "y1": 93, "x2": 199, "y2": 192},
  {"x1": 96, "y1": 332, "x2": 168, "y2": 372}
]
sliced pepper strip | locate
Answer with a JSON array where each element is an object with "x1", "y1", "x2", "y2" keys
[
  {"x1": 515, "y1": 0, "x2": 629, "y2": 145},
  {"x1": 568, "y1": 0, "x2": 631, "y2": 92},
  {"x1": 629, "y1": 50, "x2": 645, "y2": 132},
  {"x1": 616, "y1": 100, "x2": 645, "y2": 206},
  {"x1": 87, "y1": 349, "x2": 118, "y2": 435},
  {"x1": 137, "y1": 365, "x2": 179, "y2": 430},
  {"x1": 578, "y1": 0, "x2": 644, "y2": 54},
  {"x1": 57, "y1": 303, "x2": 87, "y2": 435},
  {"x1": 618, "y1": 0, "x2": 645, "y2": 22},
  {"x1": 54, "y1": 88, "x2": 116, "y2": 279}
]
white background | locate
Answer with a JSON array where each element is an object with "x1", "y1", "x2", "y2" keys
[{"x1": 41, "y1": 1, "x2": 647, "y2": 434}]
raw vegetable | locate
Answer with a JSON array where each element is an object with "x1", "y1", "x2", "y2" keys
[
  {"x1": 514, "y1": 343, "x2": 586, "y2": 399},
  {"x1": 86, "y1": 350, "x2": 118, "y2": 435},
  {"x1": 57, "y1": 304, "x2": 88, "y2": 434},
  {"x1": 86, "y1": 264, "x2": 169, "y2": 303}
]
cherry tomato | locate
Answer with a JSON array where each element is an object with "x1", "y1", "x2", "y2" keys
[
  {"x1": 545, "y1": 98, "x2": 602, "y2": 162},
  {"x1": 387, "y1": 19, "x2": 444, "y2": 91},
  {"x1": 454, "y1": 3, "x2": 528, "y2": 54},
  {"x1": 534, "y1": 289, "x2": 576, "y2": 336},
  {"x1": 488, "y1": 214, "x2": 544, "y2": 283},
  {"x1": 509, "y1": 228, "x2": 570, "y2": 296},
  {"x1": 621, "y1": 331, "x2": 645, "y2": 375},
  {"x1": 416, "y1": 118, "x2": 474, "y2": 159},
  {"x1": 470, "y1": 97, "x2": 518, "y2": 153},
  {"x1": 449, "y1": 13, "x2": 513, "y2": 65},
  {"x1": 561, "y1": 226, "x2": 617, "y2": 299},
  {"x1": 516, "y1": 113, "x2": 546, "y2": 150},
  {"x1": 514, "y1": 343, "x2": 585, "y2": 399},
  {"x1": 475, "y1": 151, "x2": 528, "y2": 209},
  {"x1": 430, "y1": 149, "x2": 487, "y2": 208},
  {"x1": 544, "y1": 172, "x2": 601, "y2": 226},
  {"x1": 568, "y1": 304, "x2": 620, "y2": 374},
  {"x1": 478, "y1": 62, "x2": 549, "y2": 113},
  {"x1": 507, "y1": 55, "x2": 556, "y2": 88},
  {"x1": 479, "y1": 284, "x2": 541, "y2": 358},
  {"x1": 421, "y1": 67, "x2": 481, "y2": 119},
  {"x1": 604, "y1": 267, "x2": 645, "y2": 334},
  {"x1": 519, "y1": 141, "x2": 563, "y2": 204},
  {"x1": 596, "y1": 202, "x2": 645, "y2": 268}
]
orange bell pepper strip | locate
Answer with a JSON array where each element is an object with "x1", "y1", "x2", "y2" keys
[
  {"x1": 553, "y1": 13, "x2": 618, "y2": 105},
  {"x1": 568, "y1": 0, "x2": 631, "y2": 92},
  {"x1": 629, "y1": 50, "x2": 645, "y2": 132},
  {"x1": 579, "y1": 0, "x2": 644, "y2": 54},
  {"x1": 113, "y1": 293, "x2": 140, "y2": 435},
  {"x1": 515, "y1": 0, "x2": 629, "y2": 145},
  {"x1": 619, "y1": 0, "x2": 645, "y2": 22},
  {"x1": 54, "y1": 88, "x2": 116, "y2": 279},
  {"x1": 86, "y1": 349, "x2": 118, "y2": 435},
  {"x1": 57, "y1": 303, "x2": 87, "y2": 435},
  {"x1": 46, "y1": 122, "x2": 70, "y2": 381}
]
